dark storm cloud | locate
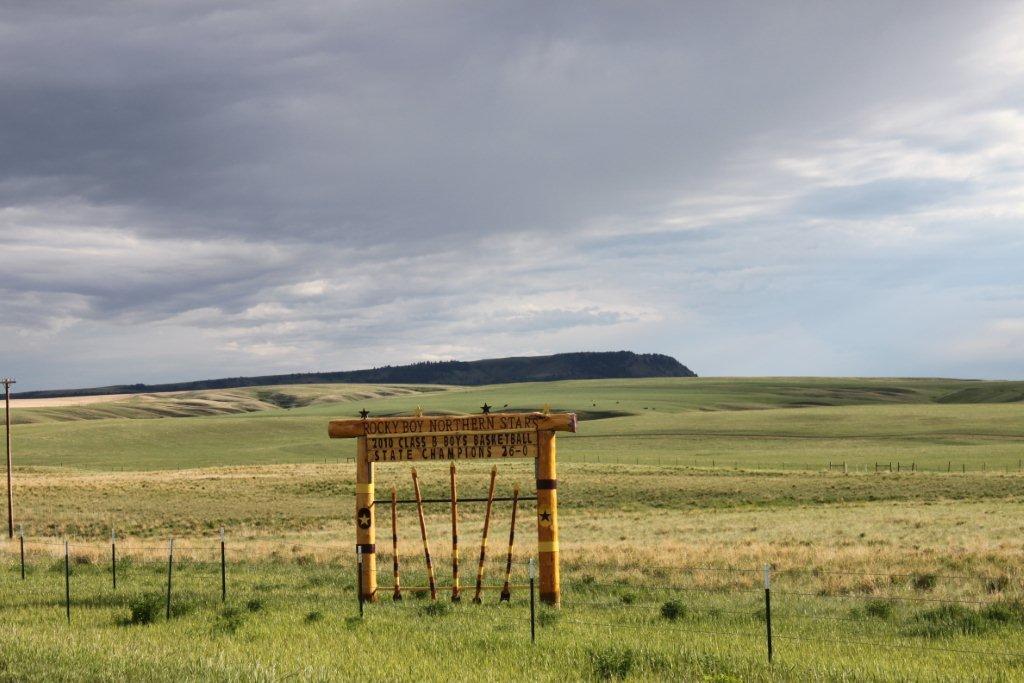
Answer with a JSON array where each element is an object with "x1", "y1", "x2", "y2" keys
[
  {"x1": 1, "y1": 1, "x2": 1023, "y2": 389},
  {"x1": 0, "y1": 1, "x2": 998, "y2": 243}
]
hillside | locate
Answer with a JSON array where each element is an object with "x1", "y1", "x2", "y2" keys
[
  {"x1": 11, "y1": 376, "x2": 1024, "y2": 427},
  {"x1": 9, "y1": 384, "x2": 448, "y2": 424},
  {"x1": 4, "y1": 376, "x2": 1024, "y2": 471},
  {"x1": 13, "y1": 351, "x2": 695, "y2": 399}
]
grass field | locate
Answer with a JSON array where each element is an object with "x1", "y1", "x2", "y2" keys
[{"x1": 3, "y1": 377, "x2": 1024, "y2": 680}]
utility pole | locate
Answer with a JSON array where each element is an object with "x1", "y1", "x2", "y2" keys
[{"x1": 3, "y1": 377, "x2": 14, "y2": 539}]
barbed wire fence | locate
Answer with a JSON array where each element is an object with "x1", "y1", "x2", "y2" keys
[
  {"x1": 4, "y1": 533, "x2": 1024, "y2": 666},
  {"x1": 558, "y1": 564, "x2": 1024, "y2": 664},
  {"x1": 14, "y1": 454, "x2": 1024, "y2": 474}
]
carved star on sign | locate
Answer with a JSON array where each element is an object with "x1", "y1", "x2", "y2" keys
[
  {"x1": 357, "y1": 507, "x2": 372, "y2": 529},
  {"x1": 539, "y1": 509, "x2": 552, "y2": 527},
  {"x1": 481, "y1": 403, "x2": 491, "y2": 414},
  {"x1": 358, "y1": 409, "x2": 369, "y2": 419}
]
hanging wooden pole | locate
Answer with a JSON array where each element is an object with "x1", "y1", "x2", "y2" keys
[
  {"x1": 450, "y1": 463, "x2": 461, "y2": 602},
  {"x1": 411, "y1": 468, "x2": 437, "y2": 600},
  {"x1": 499, "y1": 483, "x2": 520, "y2": 602},
  {"x1": 473, "y1": 465, "x2": 498, "y2": 604},
  {"x1": 390, "y1": 484, "x2": 401, "y2": 601}
]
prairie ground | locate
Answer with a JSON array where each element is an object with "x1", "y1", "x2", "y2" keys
[{"x1": 2, "y1": 377, "x2": 1024, "y2": 680}]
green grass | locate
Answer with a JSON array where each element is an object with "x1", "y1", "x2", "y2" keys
[
  {"x1": 3, "y1": 556, "x2": 1024, "y2": 681},
  {"x1": 9, "y1": 378, "x2": 1024, "y2": 471},
  {"x1": 3, "y1": 376, "x2": 1024, "y2": 679}
]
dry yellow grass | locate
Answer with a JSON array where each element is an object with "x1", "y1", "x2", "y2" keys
[{"x1": 7, "y1": 461, "x2": 1024, "y2": 604}]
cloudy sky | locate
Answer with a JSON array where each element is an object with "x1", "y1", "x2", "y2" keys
[{"x1": 2, "y1": 2, "x2": 1023, "y2": 390}]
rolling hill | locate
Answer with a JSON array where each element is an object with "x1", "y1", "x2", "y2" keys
[{"x1": 13, "y1": 351, "x2": 695, "y2": 399}]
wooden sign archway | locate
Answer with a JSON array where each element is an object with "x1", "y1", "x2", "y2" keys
[{"x1": 328, "y1": 411, "x2": 577, "y2": 606}]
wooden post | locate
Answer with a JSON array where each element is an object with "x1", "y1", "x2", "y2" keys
[
  {"x1": 355, "y1": 436, "x2": 377, "y2": 602},
  {"x1": 411, "y1": 468, "x2": 437, "y2": 600},
  {"x1": 391, "y1": 485, "x2": 401, "y2": 601},
  {"x1": 473, "y1": 465, "x2": 497, "y2": 604},
  {"x1": 3, "y1": 377, "x2": 14, "y2": 540},
  {"x1": 536, "y1": 429, "x2": 560, "y2": 606},
  {"x1": 500, "y1": 484, "x2": 520, "y2": 602}
]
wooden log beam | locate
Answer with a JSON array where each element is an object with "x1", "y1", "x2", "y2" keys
[{"x1": 328, "y1": 412, "x2": 577, "y2": 439}]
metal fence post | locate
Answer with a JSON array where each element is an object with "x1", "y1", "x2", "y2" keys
[
  {"x1": 111, "y1": 528, "x2": 116, "y2": 590},
  {"x1": 528, "y1": 557, "x2": 536, "y2": 644},
  {"x1": 764, "y1": 564, "x2": 773, "y2": 663},
  {"x1": 64, "y1": 539, "x2": 70, "y2": 623},
  {"x1": 220, "y1": 527, "x2": 227, "y2": 602},
  {"x1": 165, "y1": 537, "x2": 174, "y2": 620},
  {"x1": 18, "y1": 523, "x2": 24, "y2": 580},
  {"x1": 357, "y1": 546, "x2": 364, "y2": 618}
]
